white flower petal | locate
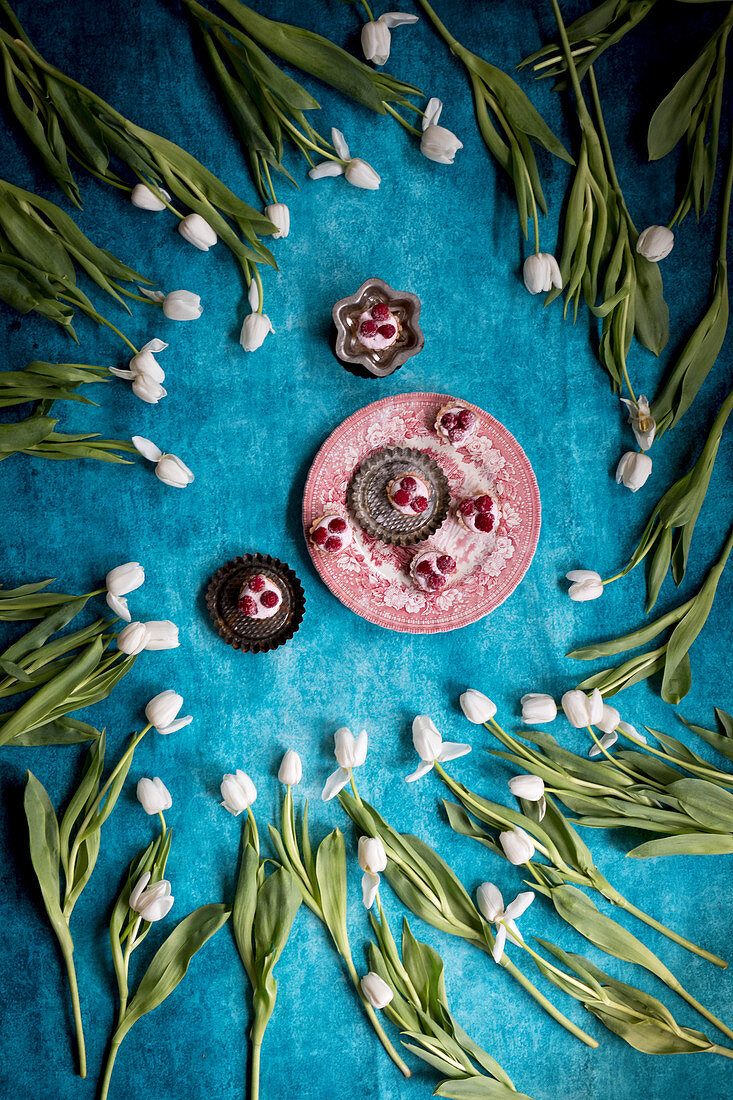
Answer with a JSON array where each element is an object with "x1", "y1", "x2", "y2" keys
[
  {"x1": 132, "y1": 435, "x2": 163, "y2": 462},
  {"x1": 492, "y1": 923, "x2": 507, "y2": 963},
  {"x1": 321, "y1": 766, "x2": 350, "y2": 801}
]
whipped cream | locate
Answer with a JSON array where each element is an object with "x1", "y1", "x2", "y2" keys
[
  {"x1": 357, "y1": 304, "x2": 399, "y2": 351},
  {"x1": 410, "y1": 548, "x2": 457, "y2": 592},
  {"x1": 238, "y1": 574, "x2": 283, "y2": 620},
  {"x1": 310, "y1": 512, "x2": 353, "y2": 554}
]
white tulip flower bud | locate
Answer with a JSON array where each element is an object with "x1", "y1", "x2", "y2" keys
[
  {"x1": 358, "y1": 836, "x2": 387, "y2": 874},
  {"x1": 220, "y1": 769, "x2": 257, "y2": 815},
  {"x1": 129, "y1": 871, "x2": 174, "y2": 922},
  {"x1": 360, "y1": 971, "x2": 393, "y2": 1009},
  {"x1": 178, "y1": 212, "x2": 217, "y2": 251},
  {"x1": 636, "y1": 225, "x2": 674, "y2": 262},
  {"x1": 264, "y1": 203, "x2": 290, "y2": 239},
  {"x1": 136, "y1": 777, "x2": 172, "y2": 815},
  {"x1": 499, "y1": 826, "x2": 536, "y2": 865},
  {"x1": 240, "y1": 310, "x2": 274, "y2": 352},
  {"x1": 616, "y1": 451, "x2": 653, "y2": 492},
  {"x1": 344, "y1": 157, "x2": 381, "y2": 189},
  {"x1": 597, "y1": 703, "x2": 621, "y2": 735},
  {"x1": 335, "y1": 727, "x2": 368, "y2": 768},
  {"x1": 145, "y1": 690, "x2": 192, "y2": 734},
  {"x1": 421, "y1": 97, "x2": 462, "y2": 164},
  {"x1": 361, "y1": 12, "x2": 418, "y2": 66},
  {"x1": 508, "y1": 774, "x2": 545, "y2": 802},
  {"x1": 132, "y1": 436, "x2": 194, "y2": 488},
  {"x1": 523, "y1": 253, "x2": 563, "y2": 295},
  {"x1": 117, "y1": 621, "x2": 149, "y2": 655},
  {"x1": 520, "y1": 693, "x2": 557, "y2": 724},
  {"x1": 566, "y1": 569, "x2": 604, "y2": 602},
  {"x1": 130, "y1": 183, "x2": 170, "y2": 211},
  {"x1": 105, "y1": 562, "x2": 145, "y2": 621},
  {"x1": 460, "y1": 689, "x2": 497, "y2": 724},
  {"x1": 162, "y1": 290, "x2": 202, "y2": 321},
  {"x1": 561, "y1": 688, "x2": 604, "y2": 728},
  {"x1": 278, "y1": 749, "x2": 302, "y2": 786}
]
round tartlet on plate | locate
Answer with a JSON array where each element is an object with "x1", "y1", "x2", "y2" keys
[
  {"x1": 206, "y1": 554, "x2": 305, "y2": 653},
  {"x1": 347, "y1": 446, "x2": 450, "y2": 546},
  {"x1": 302, "y1": 392, "x2": 540, "y2": 635}
]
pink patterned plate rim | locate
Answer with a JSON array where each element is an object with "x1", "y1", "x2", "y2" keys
[{"x1": 302, "y1": 392, "x2": 541, "y2": 634}]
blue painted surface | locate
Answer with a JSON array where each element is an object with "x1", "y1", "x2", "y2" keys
[{"x1": 0, "y1": 1, "x2": 731, "y2": 1098}]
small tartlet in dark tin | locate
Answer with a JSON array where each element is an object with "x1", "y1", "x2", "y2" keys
[
  {"x1": 206, "y1": 554, "x2": 305, "y2": 653},
  {"x1": 347, "y1": 447, "x2": 450, "y2": 546},
  {"x1": 332, "y1": 277, "x2": 424, "y2": 377}
]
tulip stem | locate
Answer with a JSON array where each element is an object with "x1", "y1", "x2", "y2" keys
[
  {"x1": 349, "y1": 772, "x2": 363, "y2": 806},
  {"x1": 250, "y1": 1040, "x2": 262, "y2": 1100},
  {"x1": 357, "y1": 0, "x2": 375, "y2": 23},
  {"x1": 97, "y1": 1038, "x2": 121, "y2": 1100},
  {"x1": 261, "y1": 159, "x2": 277, "y2": 205},
  {"x1": 611, "y1": 892, "x2": 727, "y2": 969},
  {"x1": 585, "y1": 726, "x2": 651, "y2": 785},
  {"x1": 384, "y1": 102, "x2": 422, "y2": 137},
  {"x1": 61, "y1": 944, "x2": 87, "y2": 1078},
  {"x1": 344, "y1": 958, "x2": 412, "y2": 1077},
  {"x1": 616, "y1": 726, "x2": 733, "y2": 788}
]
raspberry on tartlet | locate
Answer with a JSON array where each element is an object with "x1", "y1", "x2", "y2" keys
[
  {"x1": 238, "y1": 574, "x2": 283, "y2": 620},
  {"x1": 410, "y1": 548, "x2": 457, "y2": 593},
  {"x1": 435, "y1": 402, "x2": 478, "y2": 448},
  {"x1": 456, "y1": 493, "x2": 499, "y2": 536},
  {"x1": 386, "y1": 471, "x2": 432, "y2": 517},
  {"x1": 309, "y1": 512, "x2": 353, "y2": 554},
  {"x1": 357, "y1": 301, "x2": 400, "y2": 351}
]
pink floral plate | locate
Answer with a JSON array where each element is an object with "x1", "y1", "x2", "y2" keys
[{"x1": 302, "y1": 392, "x2": 541, "y2": 633}]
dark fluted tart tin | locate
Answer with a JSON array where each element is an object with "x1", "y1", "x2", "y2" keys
[
  {"x1": 332, "y1": 277, "x2": 424, "y2": 378},
  {"x1": 206, "y1": 554, "x2": 305, "y2": 653},
  {"x1": 347, "y1": 446, "x2": 450, "y2": 546}
]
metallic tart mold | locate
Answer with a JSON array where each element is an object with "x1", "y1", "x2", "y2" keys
[
  {"x1": 347, "y1": 446, "x2": 450, "y2": 546},
  {"x1": 206, "y1": 554, "x2": 305, "y2": 653},
  {"x1": 332, "y1": 277, "x2": 424, "y2": 377}
]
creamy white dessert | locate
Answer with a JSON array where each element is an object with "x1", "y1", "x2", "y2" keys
[
  {"x1": 386, "y1": 472, "x2": 431, "y2": 516},
  {"x1": 310, "y1": 512, "x2": 353, "y2": 554},
  {"x1": 238, "y1": 574, "x2": 283, "y2": 620},
  {"x1": 456, "y1": 493, "x2": 499, "y2": 535},
  {"x1": 410, "y1": 548, "x2": 457, "y2": 592},
  {"x1": 357, "y1": 301, "x2": 399, "y2": 350},
  {"x1": 435, "y1": 402, "x2": 478, "y2": 447}
]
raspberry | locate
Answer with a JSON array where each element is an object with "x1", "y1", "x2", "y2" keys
[
  {"x1": 248, "y1": 574, "x2": 266, "y2": 592},
  {"x1": 476, "y1": 495, "x2": 492, "y2": 514},
  {"x1": 261, "y1": 590, "x2": 279, "y2": 609},
  {"x1": 393, "y1": 488, "x2": 411, "y2": 507},
  {"x1": 328, "y1": 517, "x2": 347, "y2": 533},
  {"x1": 400, "y1": 476, "x2": 417, "y2": 492},
  {"x1": 448, "y1": 430, "x2": 462, "y2": 444},
  {"x1": 412, "y1": 496, "x2": 428, "y2": 513},
  {"x1": 360, "y1": 320, "x2": 378, "y2": 338},
  {"x1": 441, "y1": 413, "x2": 457, "y2": 430},
  {"x1": 459, "y1": 499, "x2": 475, "y2": 516},
  {"x1": 426, "y1": 573, "x2": 446, "y2": 590},
  {"x1": 378, "y1": 324, "x2": 396, "y2": 339},
  {"x1": 436, "y1": 554, "x2": 456, "y2": 574},
  {"x1": 457, "y1": 409, "x2": 475, "y2": 429},
  {"x1": 372, "y1": 302, "x2": 390, "y2": 322},
  {"x1": 325, "y1": 536, "x2": 342, "y2": 552},
  {"x1": 239, "y1": 595, "x2": 258, "y2": 617},
  {"x1": 415, "y1": 559, "x2": 432, "y2": 575},
  {"x1": 475, "y1": 513, "x2": 495, "y2": 533},
  {"x1": 313, "y1": 526, "x2": 328, "y2": 546}
]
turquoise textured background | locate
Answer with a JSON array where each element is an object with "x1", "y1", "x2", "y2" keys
[{"x1": 1, "y1": 1, "x2": 732, "y2": 1098}]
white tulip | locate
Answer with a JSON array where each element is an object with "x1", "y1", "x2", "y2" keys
[
  {"x1": 360, "y1": 971, "x2": 393, "y2": 1009},
  {"x1": 220, "y1": 769, "x2": 257, "y2": 815},
  {"x1": 520, "y1": 693, "x2": 557, "y2": 724},
  {"x1": 117, "y1": 621, "x2": 149, "y2": 655},
  {"x1": 361, "y1": 12, "x2": 418, "y2": 66},
  {"x1": 130, "y1": 183, "x2": 170, "y2": 211},
  {"x1": 278, "y1": 749, "x2": 302, "y2": 786},
  {"x1": 136, "y1": 777, "x2": 172, "y2": 815},
  {"x1": 264, "y1": 203, "x2": 290, "y2": 239},
  {"x1": 618, "y1": 720, "x2": 647, "y2": 745},
  {"x1": 131, "y1": 375, "x2": 167, "y2": 404},
  {"x1": 178, "y1": 212, "x2": 217, "y2": 250},
  {"x1": 508, "y1": 774, "x2": 546, "y2": 821},
  {"x1": 499, "y1": 826, "x2": 536, "y2": 865},
  {"x1": 240, "y1": 281, "x2": 274, "y2": 353},
  {"x1": 561, "y1": 688, "x2": 605, "y2": 728},
  {"x1": 321, "y1": 727, "x2": 368, "y2": 801},
  {"x1": 636, "y1": 225, "x2": 674, "y2": 262},
  {"x1": 142, "y1": 621, "x2": 180, "y2": 651},
  {"x1": 523, "y1": 253, "x2": 563, "y2": 295},
  {"x1": 309, "y1": 128, "x2": 381, "y2": 190},
  {"x1": 476, "y1": 882, "x2": 535, "y2": 962},
  {"x1": 616, "y1": 451, "x2": 653, "y2": 492},
  {"x1": 105, "y1": 561, "x2": 145, "y2": 622},
  {"x1": 620, "y1": 394, "x2": 656, "y2": 452},
  {"x1": 129, "y1": 871, "x2": 174, "y2": 922},
  {"x1": 459, "y1": 689, "x2": 497, "y2": 725},
  {"x1": 145, "y1": 689, "x2": 192, "y2": 734},
  {"x1": 132, "y1": 435, "x2": 194, "y2": 488},
  {"x1": 420, "y1": 98, "x2": 463, "y2": 164},
  {"x1": 566, "y1": 569, "x2": 604, "y2": 602},
  {"x1": 164, "y1": 290, "x2": 202, "y2": 321},
  {"x1": 110, "y1": 339, "x2": 168, "y2": 404},
  {"x1": 589, "y1": 730, "x2": 619, "y2": 757},
  {"x1": 596, "y1": 703, "x2": 621, "y2": 735},
  {"x1": 407, "y1": 715, "x2": 471, "y2": 782},
  {"x1": 358, "y1": 835, "x2": 387, "y2": 909}
]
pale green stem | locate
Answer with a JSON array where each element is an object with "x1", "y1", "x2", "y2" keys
[
  {"x1": 97, "y1": 1039, "x2": 122, "y2": 1100},
  {"x1": 384, "y1": 102, "x2": 422, "y2": 137},
  {"x1": 261, "y1": 158, "x2": 276, "y2": 206},
  {"x1": 61, "y1": 945, "x2": 87, "y2": 1078}
]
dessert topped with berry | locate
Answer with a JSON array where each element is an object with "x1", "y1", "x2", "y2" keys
[
  {"x1": 238, "y1": 573, "x2": 283, "y2": 620},
  {"x1": 457, "y1": 493, "x2": 499, "y2": 535},
  {"x1": 386, "y1": 472, "x2": 431, "y2": 516},
  {"x1": 310, "y1": 512, "x2": 353, "y2": 554},
  {"x1": 410, "y1": 548, "x2": 457, "y2": 592},
  {"x1": 435, "y1": 402, "x2": 478, "y2": 448},
  {"x1": 357, "y1": 301, "x2": 400, "y2": 351}
]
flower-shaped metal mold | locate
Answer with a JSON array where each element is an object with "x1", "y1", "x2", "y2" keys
[
  {"x1": 348, "y1": 447, "x2": 450, "y2": 546},
  {"x1": 206, "y1": 554, "x2": 305, "y2": 653},
  {"x1": 332, "y1": 277, "x2": 424, "y2": 377}
]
